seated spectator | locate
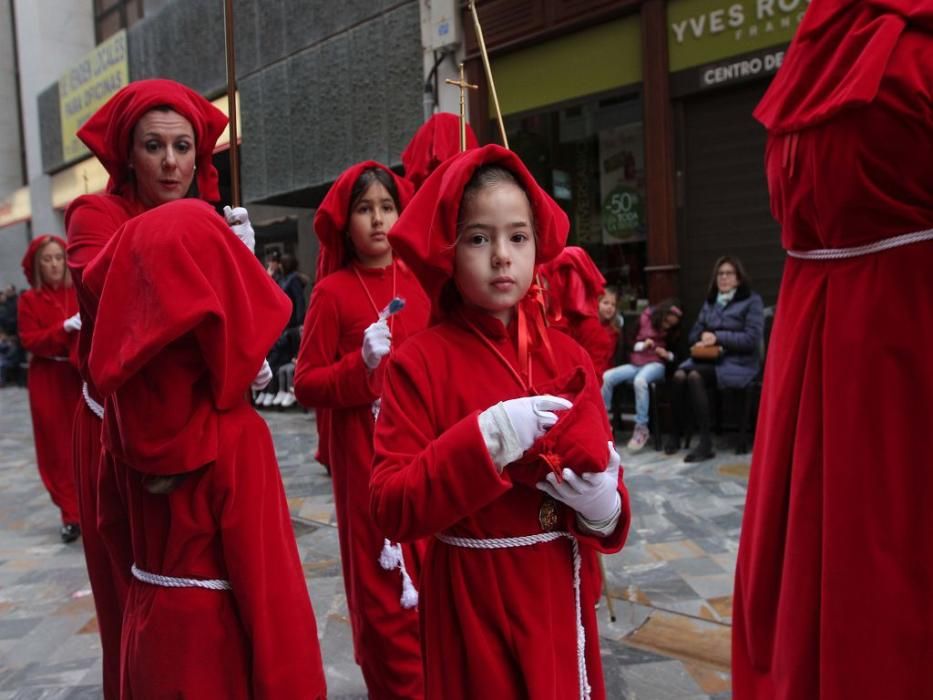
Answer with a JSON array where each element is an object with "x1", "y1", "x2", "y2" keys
[
  {"x1": 256, "y1": 325, "x2": 302, "y2": 408},
  {"x1": 602, "y1": 299, "x2": 683, "y2": 451},
  {"x1": 666, "y1": 255, "x2": 763, "y2": 462}
]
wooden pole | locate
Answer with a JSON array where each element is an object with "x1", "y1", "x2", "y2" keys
[
  {"x1": 223, "y1": 0, "x2": 241, "y2": 207},
  {"x1": 468, "y1": 0, "x2": 508, "y2": 149},
  {"x1": 599, "y1": 555, "x2": 617, "y2": 622}
]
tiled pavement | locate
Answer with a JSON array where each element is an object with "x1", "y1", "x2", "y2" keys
[{"x1": 0, "y1": 386, "x2": 750, "y2": 698}]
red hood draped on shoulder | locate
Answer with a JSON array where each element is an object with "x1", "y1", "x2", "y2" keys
[
  {"x1": 755, "y1": 0, "x2": 933, "y2": 133},
  {"x1": 21, "y1": 234, "x2": 68, "y2": 289},
  {"x1": 539, "y1": 246, "x2": 606, "y2": 322},
  {"x1": 401, "y1": 113, "x2": 478, "y2": 190},
  {"x1": 312, "y1": 161, "x2": 414, "y2": 282},
  {"x1": 388, "y1": 144, "x2": 568, "y2": 321},
  {"x1": 83, "y1": 199, "x2": 291, "y2": 475},
  {"x1": 77, "y1": 78, "x2": 228, "y2": 201}
]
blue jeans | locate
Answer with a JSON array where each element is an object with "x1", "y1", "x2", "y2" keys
[{"x1": 601, "y1": 362, "x2": 666, "y2": 427}]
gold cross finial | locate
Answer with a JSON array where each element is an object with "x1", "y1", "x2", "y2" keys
[{"x1": 445, "y1": 63, "x2": 478, "y2": 152}]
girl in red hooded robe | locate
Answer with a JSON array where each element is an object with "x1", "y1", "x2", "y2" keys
[
  {"x1": 84, "y1": 199, "x2": 326, "y2": 699},
  {"x1": 17, "y1": 235, "x2": 82, "y2": 541},
  {"x1": 540, "y1": 246, "x2": 616, "y2": 374},
  {"x1": 64, "y1": 78, "x2": 231, "y2": 700},
  {"x1": 293, "y1": 162, "x2": 430, "y2": 699},
  {"x1": 733, "y1": 2, "x2": 933, "y2": 698},
  {"x1": 370, "y1": 145, "x2": 630, "y2": 700}
]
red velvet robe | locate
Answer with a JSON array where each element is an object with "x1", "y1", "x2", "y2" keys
[
  {"x1": 294, "y1": 260, "x2": 430, "y2": 699},
  {"x1": 563, "y1": 315, "x2": 618, "y2": 376},
  {"x1": 733, "y1": 9, "x2": 933, "y2": 699},
  {"x1": 370, "y1": 305, "x2": 631, "y2": 700},
  {"x1": 65, "y1": 192, "x2": 143, "y2": 700},
  {"x1": 84, "y1": 199, "x2": 326, "y2": 699},
  {"x1": 17, "y1": 285, "x2": 81, "y2": 524}
]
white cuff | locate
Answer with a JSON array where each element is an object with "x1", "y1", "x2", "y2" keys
[
  {"x1": 576, "y1": 494, "x2": 622, "y2": 536},
  {"x1": 477, "y1": 402, "x2": 524, "y2": 471}
]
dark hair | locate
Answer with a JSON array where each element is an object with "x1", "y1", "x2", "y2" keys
[
  {"x1": 342, "y1": 167, "x2": 402, "y2": 266},
  {"x1": 457, "y1": 165, "x2": 534, "y2": 235},
  {"x1": 281, "y1": 253, "x2": 298, "y2": 275},
  {"x1": 650, "y1": 298, "x2": 683, "y2": 332},
  {"x1": 706, "y1": 255, "x2": 750, "y2": 302}
]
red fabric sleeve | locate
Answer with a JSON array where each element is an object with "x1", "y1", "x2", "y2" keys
[
  {"x1": 370, "y1": 349, "x2": 512, "y2": 542},
  {"x1": 17, "y1": 293, "x2": 72, "y2": 358},
  {"x1": 66, "y1": 195, "x2": 129, "y2": 275},
  {"x1": 293, "y1": 285, "x2": 380, "y2": 409},
  {"x1": 216, "y1": 415, "x2": 326, "y2": 699}
]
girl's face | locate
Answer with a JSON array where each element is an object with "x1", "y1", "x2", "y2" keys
[
  {"x1": 454, "y1": 182, "x2": 536, "y2": 325},
  {"x1": 598, "y1": 292, "x2": 617, "y2": 322},
  {"x1": 130, "y1": 109, "x2": 196, "y2": 209},
  {"x1": 661, "y1": 311, "x2": 681, "y2": 331},
  {"x1": 37, "y1": 241, "x2": 66, "y2": 287},
  {"x1": 348, "y1": 181, "x2": 398, "y2": 266},
  {"x1": 717, "y1": 262, "x2": 739, "y2": 293}
]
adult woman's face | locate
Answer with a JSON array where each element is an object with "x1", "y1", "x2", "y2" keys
[
  {"x1": 129, "y1": 109, "x2": 196, "y2": 209},
  {"x1": 37, "y1": 241, "x2": 66, "y2": 288},
  {"x1": 716, "y1": 262, "x2": 739, "y2": 294}
]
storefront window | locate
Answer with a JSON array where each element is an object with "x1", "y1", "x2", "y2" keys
[{"x1": 504, "y1": 90, "x2": 649, "y2": 312}]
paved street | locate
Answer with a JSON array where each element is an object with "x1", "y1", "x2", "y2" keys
[{"x1": 0, "y1": 386, "x2": 750, "y2": 699}]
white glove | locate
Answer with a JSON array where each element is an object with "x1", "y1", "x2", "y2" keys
[
  {"x1": 251, "y1": 360, "x2": 273, "y2": 391},
  {"x1": 63, "y1": 313, "x2": 82, "y2": 333},
  {"x1": 224, "y1": 205, "x2": 255, "y2": 253},
  {"x1": 537, "y1": 441, "x2": 621, "y2": 525},
  {"x1": 478, "y1": 395, "x2": 572, "y2": 468},
  {"x1": 361, "y1": 319, "x2": 391, "y2": 369}
]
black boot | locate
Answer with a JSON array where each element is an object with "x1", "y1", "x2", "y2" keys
[
  {"x1": 60, "y1": 523, "x2": 81, "y2": 543},
  {"x1": 684, "y1": 437, "x2": 715, "y2": 463},
  {"x1": 663, "y1": 434, "x2": 680, "y2": 455}
]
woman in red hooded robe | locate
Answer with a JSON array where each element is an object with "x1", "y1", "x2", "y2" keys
[
  {"x1": 370, "y1": 145, "x2": 630, "y2": 700},
  {"x1": 63, "y1": 78, "x2": 231, "y2": 700},
  {"x1": 17, "y1": 235, "x2": 82, "y2": 541},
  {"x1": 84, "y1": 199, "x2": 326, "y2": 699},
  {"x1": 733, "y1": 2, "x2": 933, "y2": 698},
  {"x1": 293, "y1": 162, "x2": 430, "y2": 699}
]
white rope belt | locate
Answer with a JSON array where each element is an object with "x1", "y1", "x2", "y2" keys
[
  {"x1": 436, "y1": 531, "x2": 591, "y2": 700},
  {"x1": 48, "y1": 355, "x2": 69, "y2": 362},
  {"x1": 82, "y1": 382, "x2": 104, "y2": 419},
  {"x1": 131, "y1": 564, "x2": 232, "y2": 591},
  {"x1": 787, "y1": 228, "x2": 933, "y2": 260}
]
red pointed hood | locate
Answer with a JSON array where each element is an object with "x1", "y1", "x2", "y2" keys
[
  {"x1": 402, "y1": 113, "x2": 478, "y2": 190},
  {"x1": 539, "y1": 246, "x2": 606, "y2": 321},
  {"x1": 312, "y1": 161, "x2": 414, "y2": 282},
  {"x1": 755, "y1": 0, "x2": 933, "y2": 133},
  {"x1": 84, "y1": 199, "x2": 290, "y2": 475},
  {"x1": 77, "y1": 78, "x2": 228, "y2": 201},
  {"x1": 21, "y1": 234, "x2": 68, "y2": 289},
  {"x1": 388, "y1": 144, "x2": 568, "y2": 320}
]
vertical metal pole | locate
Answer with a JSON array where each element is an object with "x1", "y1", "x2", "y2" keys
[{"x1": 223, "y1": 0, "x2": 241, "y2": 207}]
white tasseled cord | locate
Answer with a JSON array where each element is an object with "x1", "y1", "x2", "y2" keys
[
  {"x1": 379, "y1": 539, "x2": 419, "y2": 609},
  {"x1": 82, "y1": 383, "x2": 104, "y2": 419}
]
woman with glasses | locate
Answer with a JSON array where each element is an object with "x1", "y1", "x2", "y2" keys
[{"x1": 664, "y1": 256, "x2": 763, "y2": 461}]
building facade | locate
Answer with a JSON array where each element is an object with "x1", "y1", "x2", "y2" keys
[{"x1": 1, "y1": 0, "x2": 801, "y2": 317}]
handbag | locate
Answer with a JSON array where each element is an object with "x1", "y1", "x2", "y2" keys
[{"x1": 690, "y1": 344, "x2": 723, "y2": 362}]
